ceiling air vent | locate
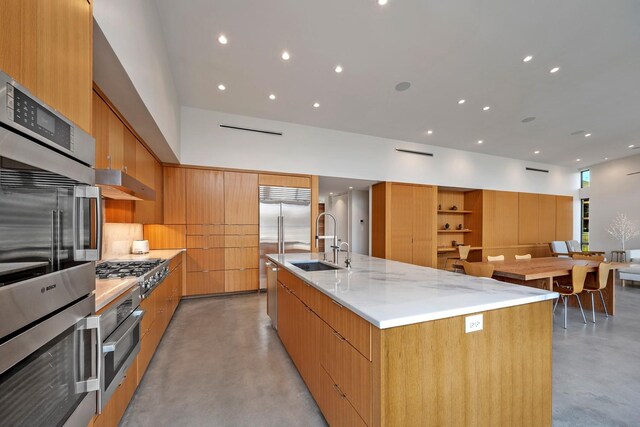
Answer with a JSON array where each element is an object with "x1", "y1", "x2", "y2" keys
[
  {"x1": 628, "y1": 171, "x2": 640, "y2": 176},
  {"x1": 526, "y1": 167, "x2": 549, "y2": 173},
  {"x1": 395, "y1": 148, "x2": 434, "y2": 157},
  {"x1": 219, "y1": 124, "x2": 283, "y2": 136}
]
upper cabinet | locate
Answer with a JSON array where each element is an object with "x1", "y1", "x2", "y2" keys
[
  {"x1": 556, "y1": 196, "x2": 573, "y2": 241},
  {"x1": 224, "y1": 172, "x2": 259, "y2": 225},
  {"x1": 0, "y1": 0, "x2": 92, "y2": 132},
  {"x1": 163, "y1": 167, "x2": 186, "y2": 224},
  {"x1": 186, "y1": 169, "x2": 225, "y2": 225}
]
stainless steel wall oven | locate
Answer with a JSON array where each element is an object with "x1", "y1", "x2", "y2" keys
[{"x1": 0, "y1": 70, "x2": 101, "y2": 427}]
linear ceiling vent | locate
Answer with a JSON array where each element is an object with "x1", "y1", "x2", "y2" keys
[
  {"x1": 395, "y1": 148, "x2": 434, "y2": 157},
  {"x1": 628, "y1": 171, "x2": 640, "y2": 176},
  {"x1": 219, "y1": 124, "x2": 283, "y2": 136},
  {"x1": 526, "y1": 167, "x2": 549, "y2": 173}
]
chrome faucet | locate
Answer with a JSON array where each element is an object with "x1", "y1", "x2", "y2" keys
[
  {"x1": 315, "y1": 212, "x2": 339, "y2": 264},
  {"x1": 339, "y1": 241, "x2": 351, "y2": 268}
]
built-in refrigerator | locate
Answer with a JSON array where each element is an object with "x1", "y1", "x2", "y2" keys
[{"x1": 259, "y1": 186, "x2": 311, "y2": 328}]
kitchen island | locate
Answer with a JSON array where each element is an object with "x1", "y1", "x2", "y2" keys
[{"x1": 268, "y1": 253, "x2": 557, "y2": 426}]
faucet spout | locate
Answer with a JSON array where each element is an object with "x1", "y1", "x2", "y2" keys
[
  {"x1": 315, "y1": 212, "x2": 339, "y2": 264},
  {"x1": 339, "y1": 241, "x2": 351, "y2": 268}
]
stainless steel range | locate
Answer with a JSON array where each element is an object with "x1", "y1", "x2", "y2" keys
[{"x1": 96, "y1": 259, "x2": 169, "y2": 298}]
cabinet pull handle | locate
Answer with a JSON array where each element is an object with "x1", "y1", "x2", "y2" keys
[
  {"x1": 107, "y1": 154, "x2": 112, "y2": 169},
  {"x1": 332, "y1": 383, "x2": 345, "y2": 399},
  {"x1": 331, "y1": 299, "x2": 343, "y2": 309},
  {"x1": 332, "y1": 330, "x2": 345, "y2": 341}
]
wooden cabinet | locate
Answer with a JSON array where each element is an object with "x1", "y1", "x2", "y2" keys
[
  {"x1": 519, "y1": 193, "x2": 562, "y2": 244},
  {"x1": 538, "y1": 194, "x2": 556, "y2": 243},
  {"x1": 186, "y1": 169, "x2": 225, "y2": 224},
  {"x1": 92, "y1": 91, "x2": 125, "y2": 171},
  {"x1": 556, "y1": 196, "x2": 573, "y2": 241},
  {"x1": 163, "y1": 167, "x2": 186, "y2": 224},
  {"x1": 224, "y1": 172, "x2": 259, "y2": 225},
  {"x1": 133, "y1": 141, "x2": 163, "y2": 224},
  {"x1": 92, "y1": 360, "x2": 138, "y2": 427},
  {"x1": 371, "y1": 182, "x2": 437, "y2": 268},
  {"x1": 0, "y1": 0, "x2": 93, "y2": 132}
]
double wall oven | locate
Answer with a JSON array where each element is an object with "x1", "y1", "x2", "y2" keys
[{"x1": 0, "y1": 71, "x2": 102, "y2": 426}]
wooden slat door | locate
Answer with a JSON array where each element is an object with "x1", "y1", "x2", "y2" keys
[
  {"x1": 518, "y1": 193, "x2": 540, "y2": 244},
  {"x1": 555, "y1": 196, "x2": 574, "y2": 241},
  {"x1": 388, "y1": 184, "x2": 414, "y2": 264},
  {"x1": 538, "y1": 194, "x2": 556, "y2": 243},
  {"x1": 412, "y1": 185, "x2": 437, "y2": 267}
]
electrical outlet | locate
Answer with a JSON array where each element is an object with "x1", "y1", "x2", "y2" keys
[{"x1": 465, "y1": 314, "x2": 483, "y2": 333}]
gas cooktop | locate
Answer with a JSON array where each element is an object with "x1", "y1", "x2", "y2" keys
[{"x1": 96, "y1": 259, "x2": 162, "y2": 280}]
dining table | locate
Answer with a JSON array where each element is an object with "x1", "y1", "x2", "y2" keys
[{"x1": 475, "y1": 256, "x2": 625, "y2": 315}]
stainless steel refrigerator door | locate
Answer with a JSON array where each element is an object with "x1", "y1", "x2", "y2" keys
[
  {"x1": 259, "y1": 202, "x2": 281, "y2": 290},
  {"x1": 282, "y1": 202, "x2": 311, "y2": 253}
]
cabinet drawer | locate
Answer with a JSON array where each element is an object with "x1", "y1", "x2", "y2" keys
[
  {"x1": 137, "y1": 328, "x2": 157, "y2": 384},
  {"x1": 224, "y1": 224, "x2": 259, "y2": 235},
  {"x1": 224, "y1": 234, "x2": 259, "y2": 248},
  {"x1": 186, "y1": 235, "x2": 206, "y2": 248},
  {"x1": 310, "y1": 287, "x2": 371, "y2": 360},
  {"x1": 185, "y1": 271, "x2": 225, "y2": 296},
  {"x1": 187, "y1": 248, "x2": 224, "y2": 271},
  {"x1": 225, "y1": 269, "x2": 259, "y2": 292},
  {"x1": 224, "y1": 247, "x2": 259, "y2": 270},
  {"x1": 140, "y1": 293, "x2": 156, "y2": 339},
  {"x1": 186, "y1": 224, "x2": 225, "y2": 235},
  {"x1": 320, "y1": 319, "x2": 371, "y2": 425},
  {"x1": 277, "y1": 267, "x2": 305, "y2": 297},
  {"x1": 316, "y1": 365, "x2": 367, "y2": 427},
  {"x1": 169, "y1": 254, "x2": 182, "y2": 271}
]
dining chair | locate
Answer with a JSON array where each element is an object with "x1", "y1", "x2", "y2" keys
[
  {"x1": 582, "y1": 263, "x2": 612, "y2": 322},
  {"x1": 486, "y1": 255, "x2": 504, "y2": 261},
  {"x1": 445, "y1": 245, "x2": 471, "y2": 272},
  {"x1": 515, "y1": 254, "x2": 532, "y2": 260},
  {"x1": 566, "y1": 240, "x2": 582, "y2": 253},
  {"x1": 549, "y1": 241, "x2": 571, "y2": 258},
  {"x1": 462, "y1": 261, "x2": 494, "y2": 278},
  {"x1": 572, "y1": 254, "x2": 605, "y2": 262},
  {"x1": 553, "y1": 265, "x2": 588, "y2": 329}
]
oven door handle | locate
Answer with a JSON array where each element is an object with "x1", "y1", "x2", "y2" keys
[
  {"x1": 75, "y1": 315, "x2": 101, "y2": 393},
  {"x1": 73, "y1": 186, "x2": 102, "y2": 261},
  {"x1": 103, "y1": 310, "x2": 145, "y2": 353}
]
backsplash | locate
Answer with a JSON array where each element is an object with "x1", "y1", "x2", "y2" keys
[{"x1": 102, "y1": 223, "x2": 144, "y2": 259}]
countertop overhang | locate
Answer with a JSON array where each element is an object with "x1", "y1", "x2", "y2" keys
[{"x1": 268, "y1": 253, "x2": 558, "y2": 329}]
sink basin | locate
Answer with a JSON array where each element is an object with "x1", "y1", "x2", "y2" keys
[{"x1": 290, "y1": 261, "x2": 343, "y2": 272}]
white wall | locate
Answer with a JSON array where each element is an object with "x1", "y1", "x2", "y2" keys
[
  {"x1": 181, "y1": 107, "x2": 578, "y2": 196},
  {"x1": 94, "y1": 0, "x2": 180, "y2": 161},
  {"x1": 581, "y1": 154, "x2": 640, "y2": 255},
  {"x1": 350, "y1": 190, "x2": 369, "y2": 256}
]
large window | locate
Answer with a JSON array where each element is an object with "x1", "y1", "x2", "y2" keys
[
  {"x1": 581, "y1": 198, "x2": 590, "y2": 251},
  {"x1": 581, "y1": 169, "x2": 590, "y2": 188}
]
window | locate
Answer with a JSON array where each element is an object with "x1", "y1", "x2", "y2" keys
[
  {"x1": 580, "y1": 169, "x2": 590, "y2": 188},
  {"x1": 581, "y1": 198, "x2": 589, "y2": 251}
]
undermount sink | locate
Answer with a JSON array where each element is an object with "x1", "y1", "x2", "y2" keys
[{"x1": 290, "y1": 261, "x2": 343, "y2": 272}]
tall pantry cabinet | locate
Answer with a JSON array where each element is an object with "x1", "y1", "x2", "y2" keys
[{"x1": 161, "y1": 167, "x2": 260, "y2": 296}]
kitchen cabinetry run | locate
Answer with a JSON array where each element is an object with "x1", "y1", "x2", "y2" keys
[
  {"x1": 371, "y1": 182, "x2": 438, "y2": 268},
  {"x1": 0, "y1": 0, "x2": 93, "y2": 133}
]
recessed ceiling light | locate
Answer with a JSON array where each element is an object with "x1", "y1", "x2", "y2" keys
[
  {"x1": 427, "y1": 130, "x2": 433, "y2": 135},
  {"x1": 521, "y1": 116, "x2": 536, "y2": 123},
  {"x1": 378, "y1": 0, "x2": 388, "y2": 5},
  {"x1": 281, "y1": 51, "x2": 290, "y2": 61},
  {"x1": 349, "y1": 186, "x2": 353, "y2": 189},
  {"x1": 395, "y1": 82, "x2": 411, "y2": 91},
  {"x1": 218, "y1": 34, "x2": 228, "y2": 45},
  {"x1": 458, "y1": 99, "x2": 466, "y2": 105},
  {"x1": 269, "y1": 94, "x2": 276, "y2": 100},
  {"x1": 334, "y1": 65, "x2": 343, "y2": 73},
  {"x1": 584, "y1": 133, "x2": 592, "y2": 137},
  {"x1": 630, "y1": 144, "x2": 635, "y2": 148},
  {"x1": 477, "y1": 140, "x2": 483, "y2": 144},
  {"x1": 218, "y1": 84, "x2": 226, "y2": 91},
  {"x1": 523, "y1": 55, "x2": 533, "y2": 63},
  {"x1": 329, "y1": 192, "x2": 334, "y2": 195},
  {"x1": 550, "y1": 67, "x2": 560, "y2": 73},
  {"x1": 576, "y1": 158, "x2": 581, "y2": 162},
  {"x1": 534, "y1": 150, "x2": 540, "y2": 154},
  {"x1": 483, "y1": 106, "x2": 490, "y2": 111},
  {"x1": 605, "y1": 157, "x2": 609, "y2": 160},
  {"x1": 571, "y1": 130, "x2": 585, "y2": 135},
  {"x1": 313, "y1": 102, "x2": 320, "y2": 108}
]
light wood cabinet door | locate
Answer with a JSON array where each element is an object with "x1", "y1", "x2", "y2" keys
[
  {"x1": 92, "y1": 92, "x2": 110, "y2": 169},
  {"x1": 185, "y1": 271, "x2": 224, "y2": 296},
  {"x1": 412, "y1": 185, "x2": 437, "y2": 268},
  {"x1": 163, "y1": 167, "x2": 186, "y2": 224},
  {"x1": 0, "y1": 1, "x2": 37, "y2": 94},
  {"x1": 133, "y1": 141, "x2": 162, "y2": 224},
  {"x1": 518, "y1": 193, "x2": 540, "y2": 244},
  {"x1": 123, "y1": 127, "x2": 137, "y2": 176},
  {"x1": 483, "y1": 190, "x2": 519, "y2": 247},
  {"x1": 556, "y1": 196, "x2": 573, "y2": 241},
  {"x1": 224, "y1": 247, "x2": 259, "y2": 270},
  {"x1": 388, "y1": 184, "x2": 414, "y2": 264},
  {"x1": 94, "y1": 358, "x2": 138, "y2": 427},
  {"x1": 224, "y1": 172, "x2": 259, "y2": 225},
  {"x1": 187, "y1": 248, "x2": 224, "y2": 272},
  {"x1": 538, "y1": 194, "x2": 556, "y2": 243},
  {"x1": 225, "y1": 269, "x2": 259, "y2": 292},
  {"x1": 186, "y1": 169, "x2": 225, "y2": 224}
]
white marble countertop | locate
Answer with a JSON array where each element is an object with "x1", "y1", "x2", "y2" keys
[
  {"x1": 95, "y1": 249, "x2": 185, "y2": 312},
  {"x1": 268, "y1": 253, "x2": 558, "y2": 329}
]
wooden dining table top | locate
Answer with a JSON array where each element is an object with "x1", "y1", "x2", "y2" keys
[{"x1": 478, "y1": 257, "x2": 625, "y2": 281}]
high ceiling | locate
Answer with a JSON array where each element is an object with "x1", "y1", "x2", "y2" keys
[{"x1": 155, "y1": 0, "x2": 640, "y2": 167}]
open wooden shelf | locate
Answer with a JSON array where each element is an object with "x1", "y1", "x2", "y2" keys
[
  {"x1": 438, "y1": 229, "x2": 472, "y2": 233},
  {"x1": 438, "y1": 210, "x2": 472, "y2": 214}
]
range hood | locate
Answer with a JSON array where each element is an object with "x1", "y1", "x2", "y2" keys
[{"x1": 95, "y1": 169, "x2": 156, "y2": 201}]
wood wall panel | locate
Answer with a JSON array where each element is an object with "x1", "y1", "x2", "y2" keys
[
  {"x1": 163, "y1": 167, "x2": 186, "y2": 224},
  {"x1": 538, "y1": 194, "x2": 556, "y2": 243},
  {"x1": 186, "y1": 169, "x2": 224, "y2": 224},
  {"x1": 224, "y1": 172, "x2": 259, "y2": 225},
  {"x1": 413, "y1": 185, "x2": 437, "y2": 268},
  {"x1": 225, "y1": 269, "x2": 259, "y2": 292},
  {"x1": 518, "y1": 193, "x2": 539, "y2": 244},
  {"x1": 104, "y1": 200, "x2": 134, "y2": 223},
  {"x1": 482, "y1": 190, "x2": 519, "y2": 247},
  {"x1": 464, "y1": 190, "x2": 483, "y2": 247},
  {"x1": 371, "y1": 183, "x2": 388, "y2": 258},
  {"x1": 388, "y1": 184, "x2": 414, "y2": 264},
  {"x1": 556, "y1": 196, "x2": 574, "y2": 241},
  {"x1": 258, "y1": 174, "x2": 311, "y2": 188},
  {"x1": 375, "y1": 301, "x2": 552, "y2": 426},
  {"x1": 144, "y1": 225, "x2": 186, "y2": 249}
]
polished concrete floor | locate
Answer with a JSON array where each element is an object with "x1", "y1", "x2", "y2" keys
[{"x1": 121, "y1": 283, "x2": 640, "y2": 426}]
